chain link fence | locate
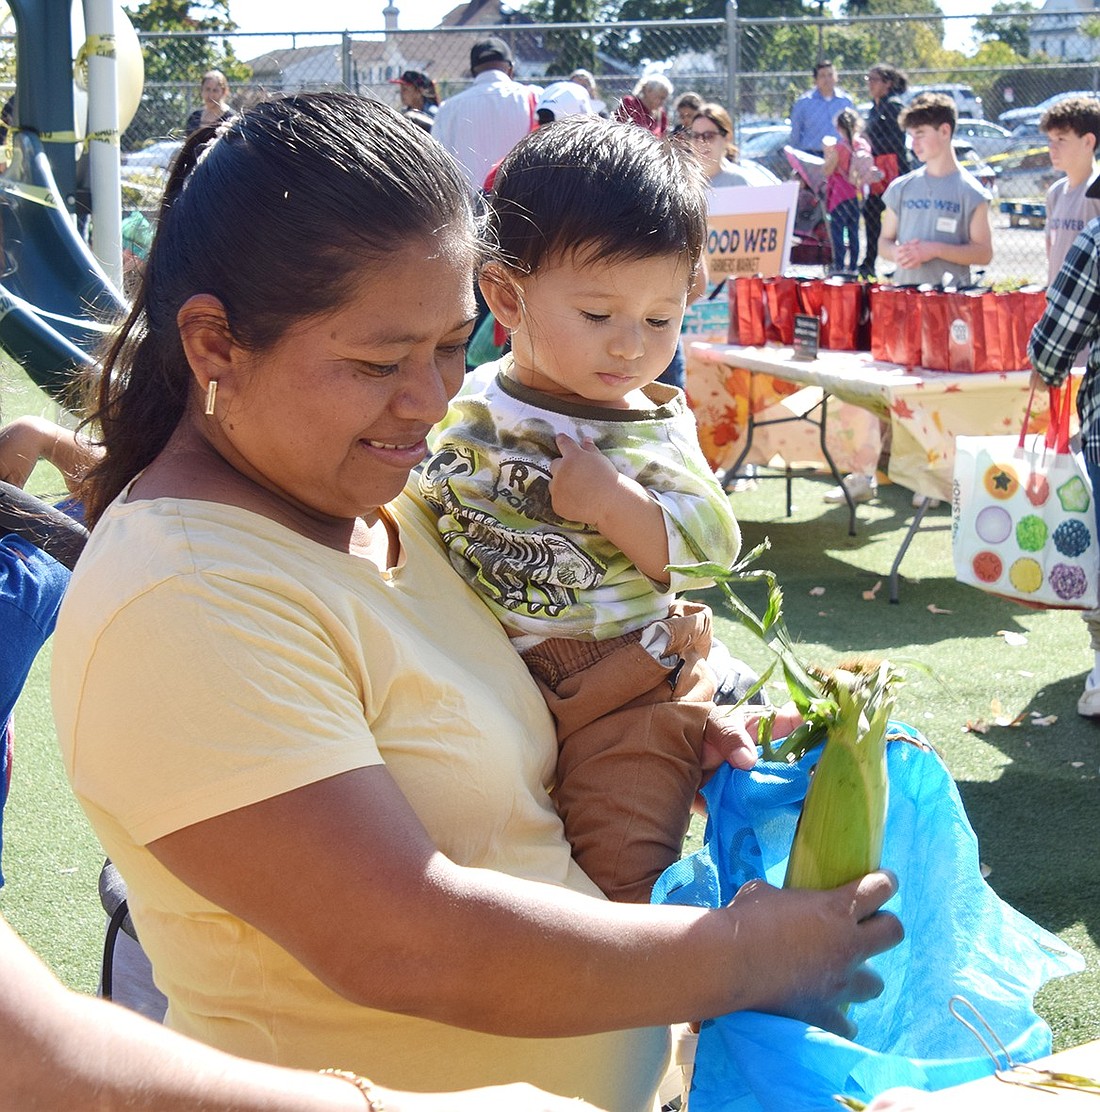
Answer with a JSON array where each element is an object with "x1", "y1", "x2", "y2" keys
[{"x1": 60, "y1": 11, "x2": 1100, "y2": 284}]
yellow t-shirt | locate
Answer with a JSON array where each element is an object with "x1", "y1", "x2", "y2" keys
[{"x1": 52, "y1": 488, "x2": 668, "y2": 1111}]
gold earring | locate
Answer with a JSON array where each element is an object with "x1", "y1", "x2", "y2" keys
[{"x1": 204, "y1": 379, "x2": 218, "y2": 416}]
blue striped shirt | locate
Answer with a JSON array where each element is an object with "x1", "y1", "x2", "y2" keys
[{"x1": 1029, "y1": 217, "x2": 1100, "y2": 464}]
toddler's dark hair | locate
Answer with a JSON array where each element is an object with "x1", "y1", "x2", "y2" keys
[{"x1": 486, "y1": 116, "x2": 708, "y2": 278}]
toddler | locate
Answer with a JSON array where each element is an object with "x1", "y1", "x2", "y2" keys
[{"x1": 420, "y1": 117, "x2": 753, "y2": 903}]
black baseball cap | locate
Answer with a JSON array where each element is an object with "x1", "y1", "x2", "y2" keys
[{"x1": 470, "y1": 37, "x2": 513, "y2": 71}]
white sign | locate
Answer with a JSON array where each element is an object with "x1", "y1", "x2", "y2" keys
[{"x1": 705, "y1": 182, "x2": 799, "y2": 278}]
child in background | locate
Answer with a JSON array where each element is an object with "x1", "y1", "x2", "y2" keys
[
  {"x1": 1040, "y1": 95, "x2": 1100, "y2": 283},
  {"x1": 878, "y1": 92, "x2": 992, "y2": 288},
  {"x1": 419, "y1": 116, "x2": 761, "y2": 904},
  {"x1": 822, "y1": 107, "x2": 870, "y2": 273}
]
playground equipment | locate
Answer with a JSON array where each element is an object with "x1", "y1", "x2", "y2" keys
[{"x1": 1, "y1": 0, "x2": 144, "y2": 409}]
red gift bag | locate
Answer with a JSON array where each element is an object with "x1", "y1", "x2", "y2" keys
[
  {"x1": 920, "y1": 290, "x2": 952, "y2": 371},
  {"x1": 946, "y1": 291, "x2": 978, "y2": 373},
  {"x1": 947, "y1": 289, "x2": 1015, "y2": 373},
  {"x1": 855, "y1": 282, "x2": 873, "y2": 353},
  {"x1": 869, "y1": 284, "x2": 891, "y2": 361},
  {"x1": 821, "y1": 278, "x2": 862, "y2": 351},
  {"x1": 993, "y1": 287, "x2": 1046, "y2": 370},
  {"x1": 796, "y1": 278, "x2": 827, "y2": 346},
  {"x1": 996, "y1": 291, "x2": 1022, "y2": 370},
  {"x1": 881, "y1": 287, "x2": 922, "y2": 368},
  {"x1": 727, "y1": 276, "x2": 766, "y2": 346},
  {"x1": 978, "y1": 290, "x2": 1006, "y2": 373},
  {"x1": 1014, "y1": 286, "x2": 1048, "y2": 370},
  {"x1": 763, "y1": 276, "x2": 799, "y2": 345}
]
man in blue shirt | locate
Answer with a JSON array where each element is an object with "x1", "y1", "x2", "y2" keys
[{"x1": 788, "y1": 61, "x2": 853, "y2": 157}]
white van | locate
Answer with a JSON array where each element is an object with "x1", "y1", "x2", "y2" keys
[{"x1": 903, "y1": 84, "x2": 984, "y2": 120}]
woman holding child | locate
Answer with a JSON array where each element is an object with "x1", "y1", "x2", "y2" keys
[{"x1": 52, "y1": 95, "x2": 900, "y2": 1111}]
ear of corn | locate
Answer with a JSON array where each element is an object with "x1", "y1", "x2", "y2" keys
[
  {"x1": 668, "y1": 539, "x2": 905, "y2": 1012},
  {"x1": 667, "y1": 538, "x2": 903, "y2": 891},
  {"x1": 783, "y1": 663, "x2": 897, "y2": 891}
]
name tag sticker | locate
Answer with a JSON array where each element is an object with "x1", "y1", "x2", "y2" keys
[{"x1": 935, "y1": 216, "x2": 958, "y2": 234}]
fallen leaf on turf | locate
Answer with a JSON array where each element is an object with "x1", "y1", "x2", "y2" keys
[
  {"x1": 1032, "y1": 713, "x2": 1058, "y2": 727},
  {"x1": 927, "y1": 604, "x2": 953, "y2": 614},
  {"x1": 990, "y1": 698, "x2": 1027, "y2": 728},
  {"x1": 809, "y1": 586, "x2": 826, "y2": 596},
  {"x1": 1072, "y1": 761, "x2": 1084, "y2": 768},
  {"x1": 862, "y1": 580, "x2": 882, "y2": 601},
  {"x1": 997, "y1": 630, "x2": 1028, "y2": 646},
  {"x1": 964, "y1": 720, "x2": 989, "y2": 734}
]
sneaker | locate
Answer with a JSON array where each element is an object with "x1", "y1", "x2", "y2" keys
[
  {"x1": 1077, "y1": 676, "x2": 1100, "y2": 718},
  {"x1": 912, "y1": 492, "x2": 942, "y2": 510},
  {"x1": 823, "y1": 473, "x2": 877, "y2": 504}
]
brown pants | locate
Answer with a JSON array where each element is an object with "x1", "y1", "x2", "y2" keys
[{"x1": 521, "y1": 601, "x2": 715, "y2": 904}]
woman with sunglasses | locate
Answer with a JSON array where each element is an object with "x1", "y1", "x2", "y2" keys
[{"x1": 687, "y1": 103, "x2": 750, "y2": 187}]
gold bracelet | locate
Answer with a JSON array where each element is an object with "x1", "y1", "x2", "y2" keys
[{"x1": 319, "y1": 1068, "x2": 386, "y2": 1111}]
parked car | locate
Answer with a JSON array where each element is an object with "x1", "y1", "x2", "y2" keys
[
  {"x1": 737, "y1": 125, "x2": 793, "y2": 181},
  {"x1": 121, "y1": 139, "x2": 183, "y2": 174},
  {"x1": 907, "y1": 136, "x2": 997, "y2": 192},
  {"x1": 992, "y1": 138, "x2": 1061, "y2": 201},
  {"x1": 736, "y1": 157, "x2": 782, "y2": 187},
  {"x1": 120, "y1": 138, "x2": 183, "y2": 210},
  {"x1": 953, "y1": 118, "x2": 1014, "y2": 158},
  {"x1": 904, "y1": 84, "x2": 983, "y2": 120},
  {"x1": 1009, "y1": 119, "x2": 1043, "y2": 141},
  {"x1": 999, "y1": 89, "x2": 1095, "y2": 128}
]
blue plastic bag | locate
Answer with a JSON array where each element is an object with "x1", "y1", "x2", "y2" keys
[{"x1": 653, "y1": 723, "x2": 1084, "y2": 1111}]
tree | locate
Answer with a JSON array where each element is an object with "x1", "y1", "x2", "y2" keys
[
  {"x1": 521, "y1": 0, "x2": 809, "y2": 71},
  {"x1": 974, "y1": 1, "x2": 1037, "y2": 58},
  {"x1": 123, "y1": 0, "x2": 250, "y2": 145},
  {"x1": 525, "y1": 0, "x2": 602, "y2": 73}
]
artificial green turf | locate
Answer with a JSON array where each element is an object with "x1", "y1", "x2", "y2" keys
[{"x1": 1, "y1": 358, "x2": 1097, "y2": 1048}]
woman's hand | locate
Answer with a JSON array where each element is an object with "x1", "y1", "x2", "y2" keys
[{"x1": 719, "y1": 871, "x2": 902, "y2": 1038}]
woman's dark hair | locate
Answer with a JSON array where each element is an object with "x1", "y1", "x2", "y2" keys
[
  {"x1": 869, "y1": 63, "x2": 908, "y2": 97},
  {"x1": 81, "y1": 92, "x2": 474, "y2": 526},
  {"x1": 485, "y1": 116, "x2": 707, "y2": 278}
]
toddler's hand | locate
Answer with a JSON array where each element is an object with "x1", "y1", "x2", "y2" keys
[
  {"x1": 549, "y1": 434, "x2": 622, "y2": 526},
  {"x1": 701, "y1": 708, "x2": 759, "y2": 772}
]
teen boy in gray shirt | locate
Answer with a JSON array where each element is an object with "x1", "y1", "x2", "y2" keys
[
  {"x1": 878, "y1": 92, "x2": 992, "y2": 287},
  {"x1": 1041, "y1": 95, "x2": 1100, "y2": 282}
]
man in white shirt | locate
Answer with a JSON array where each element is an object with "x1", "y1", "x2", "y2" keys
[{"x1": 433, "y1": 37, "x2": 538, "y2": 193}]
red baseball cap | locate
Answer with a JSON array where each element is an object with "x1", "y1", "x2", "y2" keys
[{"x1": 389, "y1": 70, "x2": 432, "y2": 91}]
